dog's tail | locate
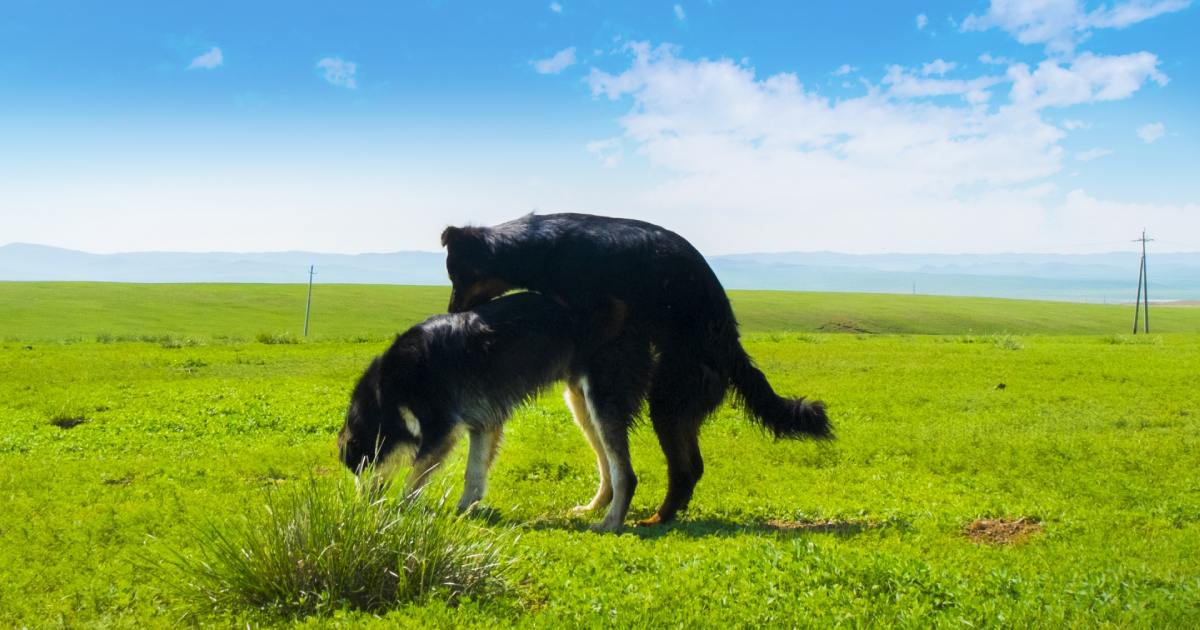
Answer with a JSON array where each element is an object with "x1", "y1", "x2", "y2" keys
[{"x1": 729, "y1": 345, "x2": 832, "y2": 440}]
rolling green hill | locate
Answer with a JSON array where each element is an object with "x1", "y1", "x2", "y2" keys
[{"x1": 1, "y1": 282, "x2": 1196, "y2": 341}]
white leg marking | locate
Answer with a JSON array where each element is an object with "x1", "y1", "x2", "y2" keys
[
  {"x1": 580, "y1": 377, "x2": 632, "y2": 532},
  {"x1": 399, "y1": 406, "x2": 421, "y2": 439},
  {"x1": 565, "y1": 380, "x2": 612, "y2": 515},
  {"x1": 458, "y1": 426, "x2": 501, "y2": 512}
]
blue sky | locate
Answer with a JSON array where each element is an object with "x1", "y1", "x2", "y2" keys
[{"x1": 1, "y1": 1, "x2": 1197, "y2": 254}]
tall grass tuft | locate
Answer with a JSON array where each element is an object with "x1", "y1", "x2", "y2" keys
[
  {"x1": 161, "y1": 470, "x2": 512, "y2": 618},
  {"x1": 256, "y1": 332, "x2": 300, "y2": 345}
]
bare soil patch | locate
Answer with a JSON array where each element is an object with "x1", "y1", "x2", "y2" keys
[
  {"x1": 818, "y1": 320, "x2": 876, "y2": 334},
  {"x1": 966, "y1": 517, "x2": 1042, "y2": 544}
]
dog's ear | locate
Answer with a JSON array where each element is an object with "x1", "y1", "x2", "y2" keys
[
  {"x1": 440, "y1": 226, "x2": 460, "y2": 248},
  {"x1": 440, "y1": 226, "x2": 485, "y2": 249},
  {"x1": 441, "y1": 226, "x2": 467, "y2": 248}
]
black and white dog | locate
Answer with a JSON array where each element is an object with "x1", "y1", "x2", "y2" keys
[
  {"x1": 441, "y1": 213, "x2": 831, "y2": 527},
  {"x1": 338, "y1": 291, "x2": 651, "y2": 531}
]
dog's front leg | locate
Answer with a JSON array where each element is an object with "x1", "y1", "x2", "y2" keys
[
  {"x1": 406, "y1": 435, "x2": 458, "y2": 496},
  {"x1": 458, "y1": 425, "x2": 502, "y2": 513}
]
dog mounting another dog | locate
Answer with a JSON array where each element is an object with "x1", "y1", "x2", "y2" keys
[{"x1": 339, "y1": 212, "x2": 831, "y2": 531}]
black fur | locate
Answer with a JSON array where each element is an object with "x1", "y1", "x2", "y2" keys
[
  {"x1": 340, "y1": 292, "x2": 576, "y2": 471},
  {"x1": 338, "y1": 291, "x2": 648, "y2": 527},
  {"x1": 442, "y1": 213, "x2": 831, "y2": 526}
]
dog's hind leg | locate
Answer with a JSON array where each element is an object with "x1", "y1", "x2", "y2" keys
[
  {"x1": 583, "y1": 378, "x2": 636, "y2": 533},
  {"x1": 639, "y1": 346, "x2": 727, "y2": 526},
  {"x1": 564, "y1": 381, "x2": 612, "y2": 515},
  {"x1": 458, "y1": 424, "x2": 502, "y2": 513},
  {"x1": 578, "y1": 334, "x2": 653, "y2": 532},
  {"x1": 640, "y1": 411, "x2": 705, "y2": 526}
]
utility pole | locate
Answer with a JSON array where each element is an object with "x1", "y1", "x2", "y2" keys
[
  {"x1": 304, "y1": 265, "x2": 316, "y2": 337},
  {"x1": 1132, "y1": 231, "x2": 1152, "y2": 334}
]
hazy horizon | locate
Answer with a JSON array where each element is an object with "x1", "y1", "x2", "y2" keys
[{"x1": 6, "y1": 241, "x2": 1199, "y2": 302}]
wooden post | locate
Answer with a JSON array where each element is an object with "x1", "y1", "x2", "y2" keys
[{"x1": 304, "y1": 265, "x2": 315, "y2": 337}]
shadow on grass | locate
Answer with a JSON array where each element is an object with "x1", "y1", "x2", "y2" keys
[{"x1": 489, "y1": 511, "x2": 905, "y2": 540}]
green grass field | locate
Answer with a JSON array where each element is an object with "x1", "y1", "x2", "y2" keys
[
  {"x1": 1, "y1": 282, "x2": 1198, "y2": 627},
  {"x1": 5, "y1": 281, "x2": 1200, "y2": 341}
]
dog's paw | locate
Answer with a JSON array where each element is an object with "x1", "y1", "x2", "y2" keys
[
  {"x1": 568, "y1": 500, "x2": 607, "y2": 516},
  {"x1": 634, "y1": 513, "x2": 665, "y2": 527},
  {"x1": 456, "y1": 498, "x2": 481, "y2": 514}
]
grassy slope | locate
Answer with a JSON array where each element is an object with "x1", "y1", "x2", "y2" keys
[
  {"x1": 2, "y1": 282, "x2": 1198, "y2": 341},
  {"x1": 1, "y1": 283, "x2": 1199, "y2": 627}
]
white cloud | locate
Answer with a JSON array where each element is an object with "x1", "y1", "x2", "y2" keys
[
  {"x1": 188, "y1": 46, "x2": 223, "y2": 70},
  {"x1": 1055, "y1": 190, "x2": 1200, "y2": 245},
  {"x1": 962, "y1": 0, "x2": 1192, "y2": 55},
  {"x1": 916, "y1": 13, "x2": 929, "y2": 29},
  {"x1": 586, "y1": 138, "x2": 623, "y2": 167},
  {"x1": 1075, "y1": 147, "x2": 1113, "y2": 161},
  {"x1": 583, "y1": 43, "x2": 1192, "y2": 253},
  {"x1": 1089, "y1": 0, "x2": 1192, "y2": 28},
  {"x1": 549, "y1": 2, "x2": 563, "y2": 13},
  {"x1": 1137, "y1": 122, "x2": 1165, "y2": 143},
  {"x1": 978, "y1": 52, "x2": 1011, "y2": 65},
  {"x1": 533, "y1": 47, "x2": 577, "y2": 74},
  {"x1": 316, "y1": 57, "x2": 357, "y2": 89},
  {"x1": 1062, "y1": 118, "x2": 1088, "y2": 130},
  {"x1": 833, "y1": 64, "x2": 857, "y2": 76},
  {"x1": 1007, "y1": 51, "x2": 1167, "y2": 109},
  {"x1": 921, "y1": 59, "x2": 957, "y2": 76},
  {"x1": 674, "y1": 4, "x2": 686, "y2": 21},
  {"x1": 883, "y1": 64, "x2": 1000, "y2": 102}
]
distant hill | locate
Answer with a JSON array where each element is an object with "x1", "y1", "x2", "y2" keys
[
  {"x1": 0, "y1": 243, "x2": 447, "y2": 284},
  {"x1": 3, "y1": 242, "x2": 1199, "y2": 302},
  {"x1": 708, "y1": 251, "x2": 1200, "y2": 301},
  {"x1": 3, "y1": 283, "x2": 1199, "y2": 341}
]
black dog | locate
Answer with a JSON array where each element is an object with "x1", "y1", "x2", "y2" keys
[
  {"x1": 338, "y1": 291, "x2": 652, "y2": 530},
  {"x1": 441, "y1": 213, "x2": 831, "y2": 527}
]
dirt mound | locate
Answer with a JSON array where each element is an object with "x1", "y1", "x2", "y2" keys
[
  {"x1": 817, "y1": 320, "x2": 876, "y2": 334},
  {"x1": 965, "y1": 517, "x2": 1042, "y2": 544}
]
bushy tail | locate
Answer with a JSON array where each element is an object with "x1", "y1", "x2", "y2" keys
[{"x1": 729, "y1": 347, "x2": 832, "y2": 440}]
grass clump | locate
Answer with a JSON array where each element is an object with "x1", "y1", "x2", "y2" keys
[
  {"x1": 256, "y1": 331, "x2": 300, "y2": 345},
  {"x1": 953, "y1": 333, "x2": 1024, "y2": 350},
  {"x1": 990, "y1": 333, "x2": 1024, "y2": 350},
  {"x1": 162, "y1": 471, "x2": 512, "y2": 619},
  {"x1": 47, "y1": 413, "x2": 87, "y2": 429},
  {"x1": 95, "y1": 332, "x2": 204, "y2": 348}
]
